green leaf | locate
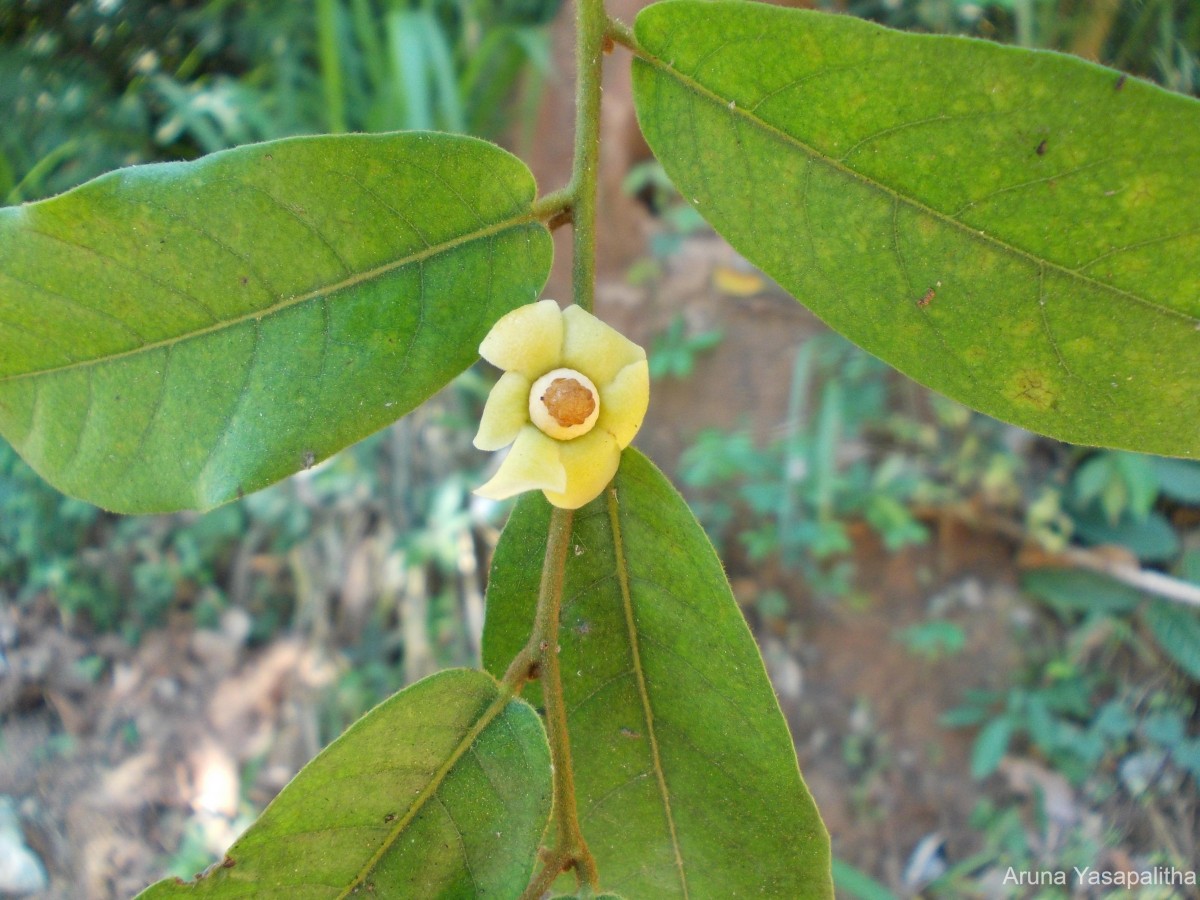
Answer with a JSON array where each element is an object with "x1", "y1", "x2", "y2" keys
[
  {"x1": 895, "y1": 620, "x2": 966, "y2": 660},
  {"x1": 0, "y1": 132, "x2": 551, "y2": 513},
  {"x1": 1021, "y1": 568, "x2": 1143, "y2": 615},
  {"x1": 1143, "y1": 601, "x2": 1200, "y2": 680},
  {"x1": 971, "y1": 717, "x2": 1013, "y2": 779},
  {"x1": 1183, "y1": 550, "x2": 1200, "y2": 585},
  {"x1": 1142, "y1": 711, "x2": 1185, "y2": 746},
  {"x1": 939, "y1": 705, "x2": 994, "y2": 729},
  {"x1": 136, "y1": 668, "x2": 551, "y2": 898},
  {"x1": 831, "y1": 858, "x2": 899, "y2": 900},
  {"x1": 1149, "y1": 457, "x2": 1200, "y2": 503},
  {"x1": 482, "y1": 449, "x2": 832, "y2": 898},
  {"x1": 1072, "y1": 509, "x2": 1179, "y2": 561},
  {"x1": 631, "y1": 1, "x2": 1200, "y2": 458}
]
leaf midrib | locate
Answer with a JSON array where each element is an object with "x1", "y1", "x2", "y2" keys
[
  {"x1": 336, "y1": 685, "x2": 514, "y2": 899},
  {"x1": 604, "y1": 486, "x2": 690, "y2": 899},
  {"x1": 632, "y1": 44, "x2": 1200, "y2": 326},
  {"x1": 2, "y1": 211, "x2": 541, "y2": 385}
]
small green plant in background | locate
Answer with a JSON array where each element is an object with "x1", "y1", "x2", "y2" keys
[
  {"x1": 648, "y1": 312, "x2": 723, "y2": 380},
  {"x1": 896, "y1": 619, "x2": 967, "y2": 662},
  {"x1": 852, "y1": 0, "x2": 1200, "y2": 95},
  {"x1": 1065, "y1": 450, "x2": 1200, "y2": 561},
  {"x1": 681, "y1": 335, "x2": 930, "y2": 596},
  {"x1": 313, "y1": 0, "x2": 561, "y2": 139},
  {"x1": 944, "y1": 565, "x2": 1200, "y2": 784}
]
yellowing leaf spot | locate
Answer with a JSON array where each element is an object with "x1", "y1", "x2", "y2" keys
[
  {"x1": 1121, "y1": 174, "x2": 1162, "y2": 212},
  {"x1": 1006, "y1": 369, "x2": 1057, "y2": 410}
]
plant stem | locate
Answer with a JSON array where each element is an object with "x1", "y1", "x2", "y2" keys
[
  {"x1": 505, "y1": 507, "x2": 599, "y2": 895},
  {"x1": 509, "y1": 1, "x2": 613, "y2": 892},
  {"x1": 569, "y1": 0, "x2": 608, "y2": 313},
  {"x1": 539, "y1": 508, "x2": 598, "y2": 888}
]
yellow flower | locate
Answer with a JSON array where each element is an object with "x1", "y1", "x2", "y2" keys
[{"x1": 473, "y1": 299, "x2": 649, "y2": 509}]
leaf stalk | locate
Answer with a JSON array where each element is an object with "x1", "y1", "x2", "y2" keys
[
  {"x1": 604, "y1": 15, "x2": 637, "y2": 53},
  {"x1": 532, "y1": 186, "x2": 575, "y2": 231}
]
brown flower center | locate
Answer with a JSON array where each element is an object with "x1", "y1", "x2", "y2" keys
[
  {"x1": 541, "y1": 377, "x2": 596, "y2": 427},
  {"x1": 528, "y1": 368, "x2": 600, "y2": 440}
]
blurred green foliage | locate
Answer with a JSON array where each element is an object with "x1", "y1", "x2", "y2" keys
[
  {"x1": 945, "y1": 558, "x2": 1200, "y2": 783},
  {"x1": 679, "y1": 334, "x2": 932, "y2": 596},
  {"x1": 0, "y1": 378, "x2": 505, "y2": 750},
  {"x1": 621, "y1": 159, "x2": 708, "y2": 266},
  {"x1": 0, "y1": 0, "x2": 553, "y2": 650},
  {"x1": 0, "y1": 0, "x2": 560, "y2": 202},
  {"x1": 648, "y1": 313, "x2": 723, "y2": 381},
  {"x1": 896, "y1": 619, "x2": 967, "y2": 661},
  {"x1": 845, "y1": 0, "x2": 1200, "y2": 96}
]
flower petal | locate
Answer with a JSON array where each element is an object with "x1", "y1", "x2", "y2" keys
[
  {"x1": 474, "y1": 371, "x2": 531, "y2": 451},
  {"x1": 596, "y1": 359, "x2": 649, "y2": 449},
  {"x1": 475, "y1": 426, "x2": 566, "y2": 500},
  {"x1": 479, "y1": 299, "x2": 563, "y2": 379},
  {"x1": 560, "y1": 305, "x2": 646, "y2": 388},
  {"x1": 542, "y1": 429, "x2": 620, "y2": 510}
]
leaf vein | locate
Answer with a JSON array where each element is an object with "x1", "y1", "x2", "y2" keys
[
  {"x1": 952, "y1": 158, "x2": 1110, "y2": 218},
  {"x1": 567, "y1": 667, "x2": 636, "y2": 717},
  {"x1": 196, "y1": 321, "x2": 261, "y2": 493},
  {"x1": 433, "y1": 794, "x2": 481, "y2": 896},
  {"x1": 59, "y1": 367, "x2": 94, "y2": 477},
  {"x1": 335, "y1": 688, "x2": 510, "y2": 899},
  {"x1": 1074, "y1": 225, "x2": 1200, "y2": 272},
  {"x1": 606, "y1": 486, "x2": 690, "y2": 899},
  {"x1": 20, "y1": 226, "x2": 222, "y2": 325},
  {"x1": 581, "y1": 770, "x2": 654, "y2": 821},
  {"x1": 636, "y1": 52, "x2": 1200, "y2": 326},
  {"x1": 838, "y1": 109, "x2": 1000, "y2": 163},
  {"x1": 319, "y1": 167, "x2": 432, "y2": 248},
  {"x1": 0, "y1": 268, "x2": 148, "y2": 345},
  {"x1": 107, "y1": 346, "x2": 174, "y2": 485},
  {"x1": 124, "y1": 193, "x2": 280, "y2": 300},
  {"x1": 1, "y1": 214, "x2": 540, "y2": 384},
  {"x1": 221, "y1": 178, "x2": 354, "y2": 275},
  {"x1": 747, "y1": 64, "x2": 862, "y2": 114}
]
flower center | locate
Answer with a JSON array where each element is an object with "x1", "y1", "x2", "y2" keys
[
  {"x1": 529, "y1": 367, "x2": 600, "y2": 440},
  {"x1": 543, "y1": 378, "x2": 595, "y2": 426}
]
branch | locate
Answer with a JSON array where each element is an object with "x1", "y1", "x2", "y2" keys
[
  {"x1": 1023, "y1": 543, "x2": 1200, "y2": 610},
  {"x1": 919, "y1": 503, "x2": 1200, "y2": 610}
]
